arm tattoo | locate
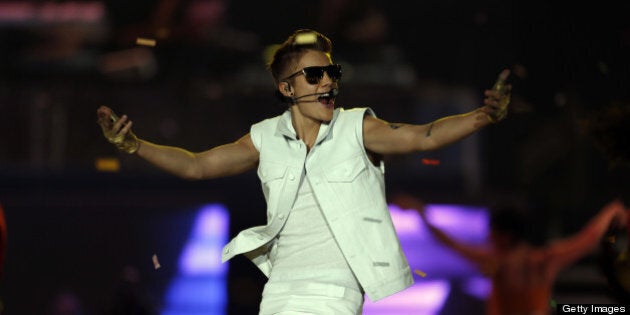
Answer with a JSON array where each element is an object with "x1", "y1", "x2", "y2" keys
[{"x1": 426, "y1": 123, "x2": 434, "y2": 137}]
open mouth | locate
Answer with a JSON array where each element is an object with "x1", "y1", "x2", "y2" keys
[
  {"x1": 318, "y1": 93, "x2": 336, "y2": 106},
  {"x1": 318, "y1": 96, "x2": 334, "y2": 106}
]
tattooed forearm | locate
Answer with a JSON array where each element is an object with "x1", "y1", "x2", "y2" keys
[{"x1": 426, "y1": 123, "x2": 434, "y2": 137}]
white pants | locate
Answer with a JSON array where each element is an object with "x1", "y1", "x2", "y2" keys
[{"x1": 259, "y1": 282, "x2": 364, "y2": 315}]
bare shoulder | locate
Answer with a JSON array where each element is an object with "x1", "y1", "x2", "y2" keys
[
  {"x1": 235, "y1": 133, "x2": 259, "y2": 157},
  {"x1": 237, "y1": 132, "x2": 255, "y2": 146},
  {"x1": 362, "y1": 113, "x2": 397, "y2": 133},
  {"x1": 362, "y1": 113, "x2": 380, "y2": 128}
]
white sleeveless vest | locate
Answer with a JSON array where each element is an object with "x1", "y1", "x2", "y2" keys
[{"x1": 221, "y1": 107, "x2": 413, "y2": 301}]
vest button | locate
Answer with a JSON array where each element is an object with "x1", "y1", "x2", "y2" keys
[
  {"x1": 278, "y1": 214, "x2": 285, "y2": 220},
  {"x1": 288, "y1": 174, "x2": 295, "y2": 181}
]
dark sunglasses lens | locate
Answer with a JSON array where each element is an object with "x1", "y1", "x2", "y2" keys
[
  {"x1": 303, "y1": 65, "x2": 342, "y2": 84},
  {"x1": 303, "y1": 67, "x2": 324, "y2": 84},
  {"x1": 325, "y1": 65, "x2": 342, "y2": 81}
]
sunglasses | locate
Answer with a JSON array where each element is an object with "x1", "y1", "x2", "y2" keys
[{"x1": 282, "y1": 64, "x2": 342, "y2": 85}]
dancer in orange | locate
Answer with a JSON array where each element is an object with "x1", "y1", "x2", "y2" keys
[{"x1": 395, "y1": 194, "x2": 628, "y2": 315}]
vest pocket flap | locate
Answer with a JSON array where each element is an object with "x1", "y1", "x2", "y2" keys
[
  {"x1": 258, "y1": 164, "x2": 287, "y2": 183},
  {"x1": 325, "y1": 156, "x2": 366, "y2": 182}
]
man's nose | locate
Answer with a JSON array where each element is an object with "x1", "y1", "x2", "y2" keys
[{"x1": 320, "y1": 72, "x2": 333, "y2": 87}]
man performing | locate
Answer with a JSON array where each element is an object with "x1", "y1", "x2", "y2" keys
[{"x1": 97, "y1": 29, "x2": 511, "y2": 314}]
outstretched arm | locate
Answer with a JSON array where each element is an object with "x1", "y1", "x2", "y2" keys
[
  {"x1": 97, "y1": 106, "x2": 259, "y2": 180},
  {"x1": 394, "y1": 194, "x2": 492, "y2": 267},
  {"x1": 546, "y1": 199, "x2": 628, "y2": 271},
  {"x1": 363, "y1": 69, "x2": 511, "y2": 154}
]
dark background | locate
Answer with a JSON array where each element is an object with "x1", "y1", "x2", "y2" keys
[{"x1": 0, "y1": 1, "x2": 629, "y2": 314}]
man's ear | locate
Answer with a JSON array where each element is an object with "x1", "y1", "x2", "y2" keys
[{"x1": 280, "y1": 81, "x2": 293, "y2": 96}]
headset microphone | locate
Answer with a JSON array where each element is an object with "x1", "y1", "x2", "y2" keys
[
  {"x1": 276, "y1": 88, "x2": 339, "y2": 104},
  {"x1": 292, "y1": 88, "x2": 339, "y2": 103},
  {"x1": 321, "y1": 88, "x2": 339, "y2": 98}
]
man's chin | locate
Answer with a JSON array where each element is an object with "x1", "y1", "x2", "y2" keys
[{"x1": 320, "y1": 113, "x2": 334, "y2": 124}]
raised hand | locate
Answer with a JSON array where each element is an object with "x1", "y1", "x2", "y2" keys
[
  {"x1": 482, "y1": 69, "x2": 512, "y2": 123},
  {"x1": 97, "y1": 105, "x2": 140, "y2": 154}
]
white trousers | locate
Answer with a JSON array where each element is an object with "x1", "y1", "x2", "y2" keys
[{"x1": 259, "y1": 282, "x2": 365, "y2": 315}]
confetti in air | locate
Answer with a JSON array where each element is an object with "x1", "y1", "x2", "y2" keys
[
  {"x1": 136, "y1": 37, "x2": 157, "y2": 47},
  {"x1": 414, "y1": 269, "x2": 427, "y2": 277},
  {"x1": 152, "y1": 254, "x2": 161, "y2": 270}
]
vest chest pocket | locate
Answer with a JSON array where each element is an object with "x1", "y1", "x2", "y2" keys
[
  {"x1": 259, "y1": 164, "x2": 287, "y2": 182},
  {"x1": 325, "y1": 156, "x2": 366, "y2": 182},
  {"x1": 258, "y1": 163, "x2": 288, "y2": 196},
  {"x1": 324, "y1": 156, "x2": 374, "y2": 210}
]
